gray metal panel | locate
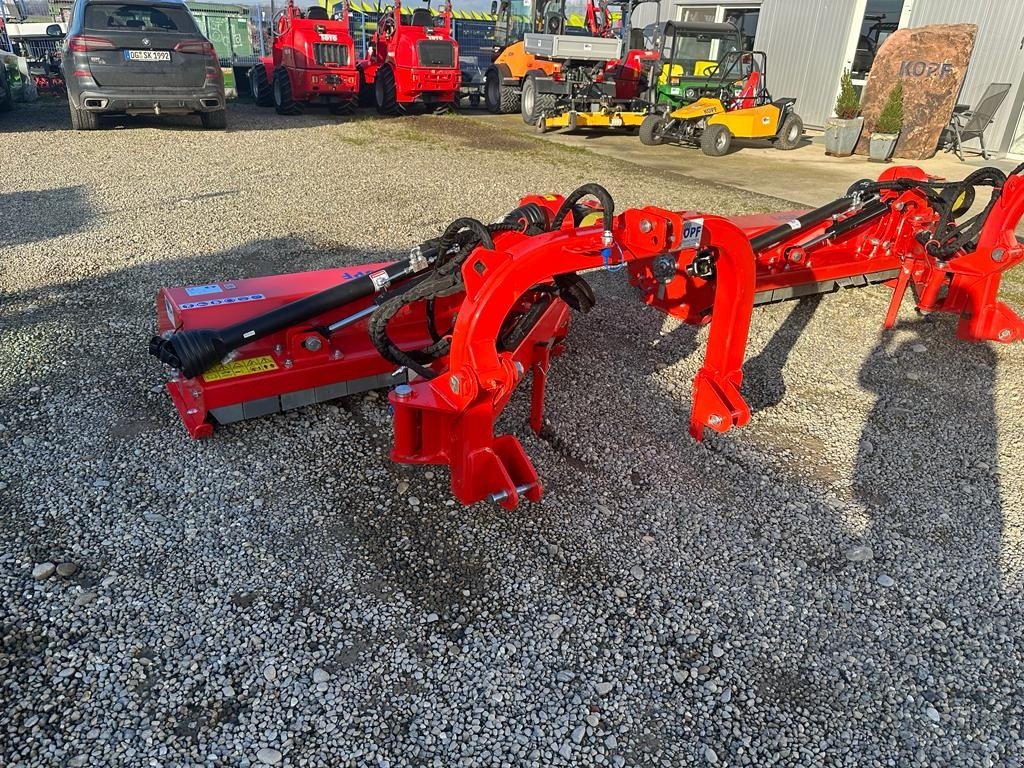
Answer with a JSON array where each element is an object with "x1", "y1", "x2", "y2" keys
[
  {"x1": 524, "y1": 32, "x2": 623, "y2": 61},
  {"x1": 752, "y1": 0, "x2": 863, "y2": 129},
  {"x1": 907, "y1": 0, "x2": 1024, "y2": 155}
]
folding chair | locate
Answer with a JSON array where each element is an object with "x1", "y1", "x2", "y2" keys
[{"x1": 941, "y1": 82, "x2": 1012, "y2": 161}]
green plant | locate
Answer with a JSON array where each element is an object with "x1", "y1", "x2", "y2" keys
[
  {"x1": 875, "y1": 82, "x2": 904, "y2": 134},
  {"x1": 834, "y1": 69, "x2": 860, "y2": 120}
]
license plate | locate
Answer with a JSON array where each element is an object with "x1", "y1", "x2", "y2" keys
[{"x1": 125, "y1": 50, "x2": 171, "y2": 62}]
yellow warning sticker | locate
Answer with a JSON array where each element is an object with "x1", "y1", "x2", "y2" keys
[{"x1": 202, "y1": 355, "x2": 279, "y2": 382}]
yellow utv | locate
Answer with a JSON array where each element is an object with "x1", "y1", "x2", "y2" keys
[{"x1": 638, "y1": 50, "x2": 804, "y2": 156}]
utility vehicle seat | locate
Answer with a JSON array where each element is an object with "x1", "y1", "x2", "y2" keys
[
  {"x1": 307, "y1": 6, "x2": 329, "y2": 19},
  {"x1": 733, "y1": 70, "x2": 761, "y2": 109},
  {"x1": 411, "y1": 8, "x2": 433, "y2": 26}
]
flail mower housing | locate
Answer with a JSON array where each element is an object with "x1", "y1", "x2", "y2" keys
[{"x1": 150, "y1": 166, "x2": 1024, "y2": 509}]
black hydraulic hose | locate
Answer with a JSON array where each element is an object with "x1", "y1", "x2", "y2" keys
[
  {"x1": 501, "y1": 202, "x2": 551, "y2": 232},
  {"x1": 749, "y1": 196, "x2": 856, "y2": 253},
  {"x1": 551, "y1": 183, "x2": 615, "y2": 232},
  {"x1": 821, "y1": 199, "x2": 891, "y2": 240},
  {"x1": 149, "y1": 258, "x2": 414, "y2": 379}
]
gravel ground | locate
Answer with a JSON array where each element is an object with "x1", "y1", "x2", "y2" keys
[{"x1": 2, "y1": 99, "x2": 1023, "y2": 768}]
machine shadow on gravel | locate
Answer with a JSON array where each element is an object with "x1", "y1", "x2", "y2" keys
[
  {"x1": 743, "y1": 295, "x2": 822, "y2": 413},
  {"x1": 0, "y1": 100, "x2": 366, "y2": 134},
  {"x1": 853, "y1": 320, "x2": 1004, "y2": 573},
  {"x1": 0, "y1": 186, "x2": 94, "y2": 247}
]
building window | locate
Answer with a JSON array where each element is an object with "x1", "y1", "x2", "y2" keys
[
  {"x1": 676, "y1": 4, "x2": 760, "y2": 50},
  {"x1": 851, "y1": 0, "x2": 905, "y2": 83},
  {"x1": 678, "y1": 5, "x2": 717, "y2": 24}
]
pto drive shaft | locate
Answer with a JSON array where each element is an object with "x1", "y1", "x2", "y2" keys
[{"x1": 149, "y1": 257, "x2": 422, "y2": 379}]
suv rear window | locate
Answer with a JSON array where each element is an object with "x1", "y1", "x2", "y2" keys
[{"x1": 84, "y1": 3, "x2": 198, "y2": 33}]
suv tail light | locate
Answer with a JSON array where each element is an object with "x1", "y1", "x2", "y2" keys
[
  {"x1": 67, "y1": 35, "x2": 115, "y2": 52},
  {"x1": 174, "y1": 40, "x2": 217, "y2": 57}
]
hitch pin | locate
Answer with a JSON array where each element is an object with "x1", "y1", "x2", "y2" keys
[{"x1": 487, "y1": 483, "x2": 536, "y2": 505}]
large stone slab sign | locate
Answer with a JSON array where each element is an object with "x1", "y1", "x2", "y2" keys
[{"x1": 854, "y1": 24, "x2": 977, "y2": 160}]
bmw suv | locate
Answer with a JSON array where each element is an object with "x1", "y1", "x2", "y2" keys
[{"x1": 61, "y1": 0, "x2": 226, "y2": 130}]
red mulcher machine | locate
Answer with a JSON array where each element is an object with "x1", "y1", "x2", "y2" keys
[
  {"x1": 358, "y1": 0, "x2": 461, "y2": 114},
  {"x1": 150, "y1": 166, "x2": 1024, "y2": 508}
]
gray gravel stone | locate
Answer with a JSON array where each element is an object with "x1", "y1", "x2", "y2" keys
[
  {"x1": 31, "y1": 562, "x2": 55, "y2": 580},
  {"x1": 846, "y1": 544, "x2": 874, "y2": 562},
  {"x1": 256, "y1": 747, "x2": 283, "y2": 765}
]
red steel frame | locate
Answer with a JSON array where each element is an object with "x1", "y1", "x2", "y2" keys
[{"x1": 156, "y1": 166, "x2": 1024, "y2": 508}]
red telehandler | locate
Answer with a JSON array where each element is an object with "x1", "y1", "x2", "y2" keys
[
  {"x1": 150, "y1": 166, "x2": 1024, "y2": 509},
  {"x1": 250, "y1": 0, "x2": 359, "y2": 115},
  {"x1": 357, "y1": 0, "x2": 461, "y2": 114}
]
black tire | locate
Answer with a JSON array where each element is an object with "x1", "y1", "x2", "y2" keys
[
  {"x1": 638, "y1": 113, "x2": 666, "y2": 146},
  {"x1": 0, "y1": 67, "x2": 12, "y2": 113},
  {"x1": 273, "y1": 67, "x2": 301, "y2": 115},
  {"x1": 774, "y1": 111, "x2": 803, "y2": 150},
  {"x1": 520, "y1": 72, "x2": 555, "y2": 126},
  {"x1": 201, "y1": 109, "x2": 227, "y2": 130},
  {"x1": 701, "y1": 123, "x2": 732, "y2": 156},
  {"x1": 357, "y1": 70, "x2": 374, "y2": 108},
  {"x1": 250, "y1": 64, "x2": 273, "y2": 107},
  {"x1": 485, "y1": 66, "x2": 519, "y2": 114},
  {"x1": 70, "y1": 105, "x2": 100, "y2": 131},
  {"x1": 374, "y1": 64, "x2": 400, "y2": 115}
]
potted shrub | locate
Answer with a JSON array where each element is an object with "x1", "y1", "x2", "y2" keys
[
  {"x1": 869, "y1": 82, "x2": 903, "y2": 162},
  {"x1": 824, "y1": 70, "x2": 862, "y2": 156}
]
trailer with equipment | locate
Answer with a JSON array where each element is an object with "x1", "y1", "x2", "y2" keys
[
  {"x1": 250, "y1": 0, "x2": 359, "y2": 115},
  {"x1": 149, "y1": 166, "x2": 1024, "y2": 509},
  {"x1": 525, "y1": 0, "x2": 688, "y2": 132},
  {"x1": 532, "y1": 18, "x2": 741, "y2": 133},
  {"x1": 638, "y1": 49, "x2": 803, "y2": 155},
  {"x1": 484, "y1": 0, "x2": 612, "y2": 115},
  {"x1": 357, "y1": 0, "x2": 460, "y2": 114}
]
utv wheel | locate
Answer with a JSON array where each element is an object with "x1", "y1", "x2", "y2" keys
[
  {"x1": 940, "y1": 185, "x2": 975, "y2": 219},
  {"x1": 638, "y1": 113, "x2": 665, "y2": 146},
  {"x1": 70, "y1": 105, "x2": 100, "y2": 131},
  {"x1": 520, "y1": 73, "x2": 555, "y2": 126},
  {"x1": 774, "y1": 112, "x2": 803, "y2": 150},
  {"x1": 701, "y1": 123, "x2": 732, "y2": 156},
  {"x1": 0, "y1": 67, "x2": 12, "y2": 113},
  {"x1": 201, "y1": 109, "x2": 227, "y2": 130},
  {"x1": 374, "y1": 65, "x2": 400, "y2": 115},
  {"x1": 250, "y1": 65, "x2": 273, "y2": 107},
  {"x1": 273, "y1": 67, "x2": 301, "y2": 115},
  {"x1": 485, "y1": 67, "x2": 519, "y2": 114}
]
